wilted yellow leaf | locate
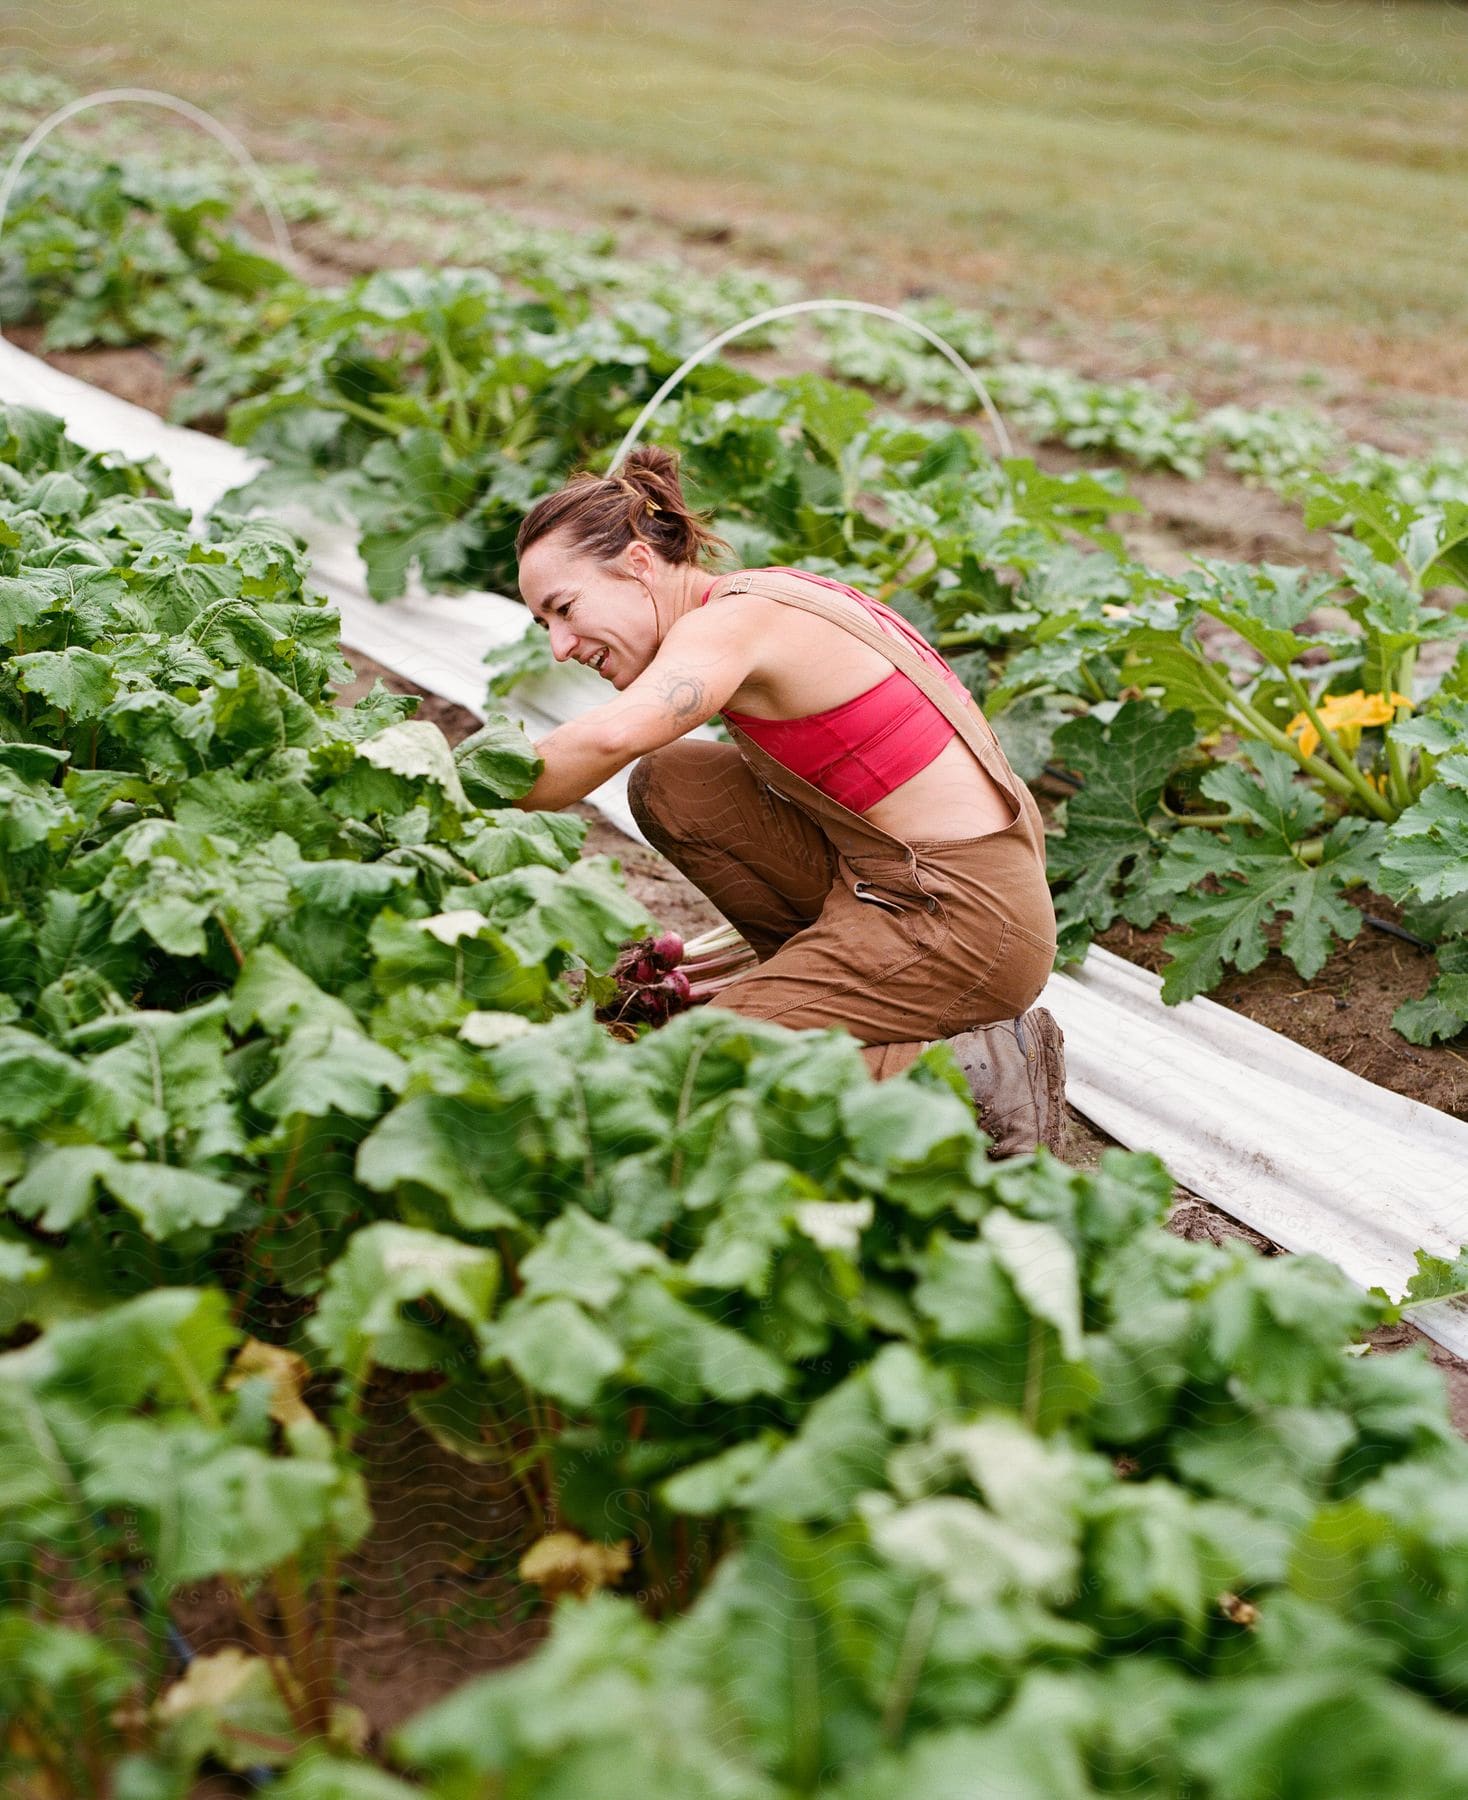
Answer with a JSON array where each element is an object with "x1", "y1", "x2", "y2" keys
[
  {"x1": 519, "y1": 1530, "x2": 632, "y2": 1600},
  {"x1": 227, "y1": 1338, "x2": 314, "y2": 1429},
  {"x1": 154, "y1": 1648, "x2": 298, "y2": 1771}
]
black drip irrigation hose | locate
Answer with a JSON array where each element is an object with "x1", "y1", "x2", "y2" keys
[
  {"x1": 1042, "y1": 762, "x2": 1084, "y2": 789},
  {"x1": 1362, "y1": 915, "x2": 1437, "y2": 951}
]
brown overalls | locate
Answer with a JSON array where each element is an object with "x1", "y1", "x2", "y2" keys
[{"x1": 626, "y1": 568, "x2": 1057, "y2": 1081}]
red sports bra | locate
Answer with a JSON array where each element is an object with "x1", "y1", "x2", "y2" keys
[{"x1": 698, "y1": 565, "x2": 969, "y2": 812}]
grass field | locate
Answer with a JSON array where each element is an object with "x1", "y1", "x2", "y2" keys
[{"x1": 5, "y1": 0, "x2": 1468, "y2": 388}]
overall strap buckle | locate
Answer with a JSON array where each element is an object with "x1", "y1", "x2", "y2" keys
[{"x1": 852, "y1": 879, "x2": 909, "y2": 914}]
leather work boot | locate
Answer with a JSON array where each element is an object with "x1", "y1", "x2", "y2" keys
[{"x1": 940, "y1": 1008, "x2": 1069, "y2": 1160}]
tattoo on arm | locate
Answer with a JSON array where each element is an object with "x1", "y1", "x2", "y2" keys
[{"x1": 656, "y1": 671, "x2": 707, "y2": 723}]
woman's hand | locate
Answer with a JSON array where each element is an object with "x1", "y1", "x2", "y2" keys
[{"x1": 513, "y1": 604, "x2": 758, "y2": 812}]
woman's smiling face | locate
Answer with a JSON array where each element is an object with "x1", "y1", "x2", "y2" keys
[{"x1": 518, "y1": 533, "x2": 662, "y2": 689}]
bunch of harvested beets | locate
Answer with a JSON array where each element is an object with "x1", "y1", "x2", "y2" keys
[{"x1": 599, "y1": 923, "x2": 759, "y2": 1027}]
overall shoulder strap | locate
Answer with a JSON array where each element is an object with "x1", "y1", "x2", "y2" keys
[{"x1": 721, "y1": 569, "x2": 1029, "y2": 823}]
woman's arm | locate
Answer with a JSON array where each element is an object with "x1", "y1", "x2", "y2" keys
[{"x1": 512, "y1": 604, "x2": 758, "y2": 812}]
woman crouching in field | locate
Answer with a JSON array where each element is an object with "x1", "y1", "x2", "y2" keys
[{"x1": 511, "y1": 447, "x2": 1067, "y2": 1158}]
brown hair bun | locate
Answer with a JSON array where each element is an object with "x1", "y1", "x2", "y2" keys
[{"x1": 514, "y1": 444, "x2": 733, "y2": 571}]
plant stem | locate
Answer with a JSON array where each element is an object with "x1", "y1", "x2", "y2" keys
[
  {"x1": 1385, "y1": 646, "x2": 1417, "y2": 812},
  {"x1": 874, "y1": 543, "x2": 918, "y2": 602},
  {"x1": 490, "y1": 1416, "x2": 548, "y2": 1533},
  {"x1": 495, "y1": 1229, "x2": 522, "y2": 1295},
  {"x1": 274, "y1": 1557, "x2": 328, "y2": 1736},
  {"x1": 270, "y1": 1114, "x2": 308, "y2": 1213},
  {"x1": 1196, "y1": 661, "x2": 1369, "y2": 803},
  {"x1": 226, "y1": 1576, "x2": 312, "y2": 1736},
  {"x1": 335, "y1": 1347, "x2": 373, "y2": 1460},
  {"x1": 432, "y1": 331, "x2": 473, "y2": 449},
  {"x1": 166, "y1": 1344, "x2": 222, "y2": 1429},
  {"x1": 1158, "y1": 803, "x2": 1250, "y2": 829},
  {"x1": 1281, "y1": 670, "x2": 1396, "y2": 821},
  {"x1": 1079, "y1": 659, "x2": 1109, "y2": 703},
  {"x1": 214, "y1": 911, "x2": 245, "y2": 968},
  {"x1": 1023, "y1": 1321, "x2": 1045, "y2": 1430},
  {"x1": 668, "y1": 1033, "x2": 715, "y2": 1189},
  {"x1": 231, "y1": 1115, "x2": 308, "y2": 1325},
  {"x1": 315, "y1": 1539, "x2": 341, "y2": 1729},
  {"x1": 879, "y1": 1581, "x2": 943, "y2": 1745},
  {"x1": 568, "y1": 1070, "x2": 597, "y2": 1195},
  {"x1": 325, "y1": 394, "x2": 407, "y2": 437}
]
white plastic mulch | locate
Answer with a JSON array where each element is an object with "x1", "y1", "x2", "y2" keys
[{"x1": 4, "y1": 336, "x2": 1467, "y2": 1354}]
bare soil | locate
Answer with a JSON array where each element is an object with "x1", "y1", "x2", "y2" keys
[
  {"x1": 5, "y1": 325, "x2": 187, "y2": 419},
  {"x1": 172, "y1": 1379, "x2": 547, "y2": 1754}
]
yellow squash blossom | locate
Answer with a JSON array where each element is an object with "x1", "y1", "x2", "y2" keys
[{"x1": 1285, "y1": 689, "x2": 1411, "y2": 759}]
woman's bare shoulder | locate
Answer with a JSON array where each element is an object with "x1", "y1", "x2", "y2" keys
[
  {"x1": 698, "y1": 578, "x2": 791, "y2": 639},
  {"x1": 698, "y1": 573, "x2": 896, "y2": 717}
]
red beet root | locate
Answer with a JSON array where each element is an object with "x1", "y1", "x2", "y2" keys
[
  {"x1": 601, "y1": 925, "x2": 756, "y2": 1031},
  {"x1": 650, "y1": 931, "x2": 684, "y2": 969}
]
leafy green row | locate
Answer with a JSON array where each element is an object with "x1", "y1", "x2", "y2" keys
[
  {"x1": 5, "y1": 407, "x2": 1468, "y2": 1798},
  {"x1": 0, "y1": 61, "x2": 1461, "y2": 569},
  {"x1": 0, "y1": 398, "x2": 651, "y2": 1257},
  {"x1": 818, "y1": 307, "x2": 1468, "y2": 506},
  {"x1": 0, "y1": 399, "x2": 646, "y2": 1780},
  {"x1": 15, "y1": 1060, "x2": 1468, "y2": 1797}
]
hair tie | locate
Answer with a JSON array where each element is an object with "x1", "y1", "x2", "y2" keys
[{"x1": 610, "y1": 471, "x2": 658, "y2": 516}]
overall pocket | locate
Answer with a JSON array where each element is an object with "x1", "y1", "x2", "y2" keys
[
  {"x1": 937, "y1": 916, "x2": 1056, "y2": 1029},
  {"x1": 834, "y1": 859, "x2": 949, "y2": 976}
]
